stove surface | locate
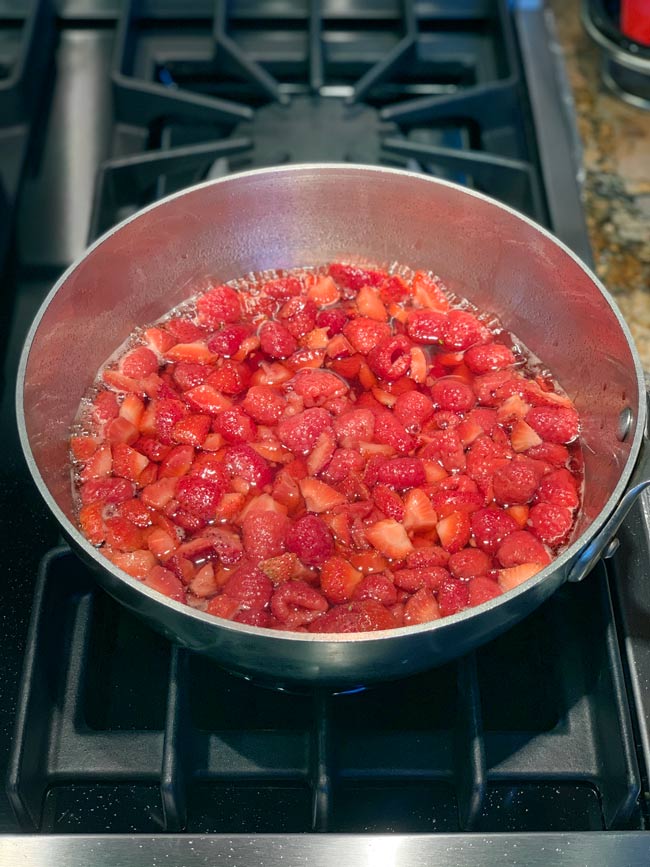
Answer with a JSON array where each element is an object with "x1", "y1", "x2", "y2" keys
[{"x1": 1, "y1": 0, "x2": 649, "y2": 859}]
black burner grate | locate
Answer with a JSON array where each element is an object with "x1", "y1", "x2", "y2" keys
[
  {"x1": 0, "y1": 0, "x2": 55, "y2": 266},
  {"x1": 88, "y1": 0, "x2": 546, "y2": 240},
  {"x1": 7, "y1": 548, "x2": 641, "y2": 834}
]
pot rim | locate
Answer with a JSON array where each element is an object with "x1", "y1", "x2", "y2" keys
[{"x1": 15, "y1": 163, "x2": 647, "y2": 644}]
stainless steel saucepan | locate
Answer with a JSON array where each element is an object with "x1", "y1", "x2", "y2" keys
[{"x1": 16, "y1": 165, "x2": 650, "y2": 688}]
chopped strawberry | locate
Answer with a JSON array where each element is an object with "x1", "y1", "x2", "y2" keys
[
  {"x1": 436, "y1": 511, "x2": 471, "y2": 554},
  {"x1": 208, "y1": 324, "x2": 252, "y2": 357},
  {"x1": 80, "y1": 476, "x2": 134, "y2": 506},
  {"x1": 308, "y1": 275, "x2": 341, "y2": 306},
  {"x1": 109, "y1": 549, "x2": 157, "y2": 579},
  {"x1": 357, "y1": 285, "x2": 388, "y2": 321},
  {"x1": 448, "y1": 548, "x2": 492, "y2": 579},
  {"x1": 526, "y1": 442, "x2": 570, "y2": 467},
  {"x1": 353, "y1": 574, "x2": 398, "y2": 605},
  {"x1": 147, "y1": 526, "x2": 179, "y2": 560},
  {"x1": 526, "y1": 406, "x2": 580, "y2": 445},
  {"x1": 498, "y1": 562, "x2": 543, "y2": 592},
  {"x1": 184, "y1": 384, "x2": 233, "y2": 415},
  {"x1": 104, "y1": 516, "x2": 145, "y2": 552},
  {"x1": 80, "y1": 442, "x2": 112, "y2": 480},
  {"x1": 121, "y1": 346, "x2": 159, "y2": 378},
  {"x1": 145, "y1": 326, "x2": 176, "y2": 354},
  {"x1": 196, "y1": 284, "x2": 241, "y2": 326},
  {"x1": 365, "y1": 519, "x2": 414, "y2": 560},
  {"x1": 261, "y1": 275, "x2": 303, "y2": 299},
  {"x1": 189, "y1": 563, "x2": 219, "y2": 598},
  {"x1": 268, "y1": 580, "x2": 327, "y2": 628},
  {"x1": 535, "y1": 468, "x2": 579, "y2": 508},
  {"x1": 141, "y1": 477, "x2": 178, "y2": 510},
  {"x1": 373, "y1": 411, "x2": 416, "y2": 455},
  {"x1": 220, "y1": 445, "x2": 270, "y2": 489},
  {"x1": 110, "y1": 443, "x2": 149, "y2": 482},
  {"x1": 406, "y1": 546, "x2": 449, "y2": 569},
  {"x1": 259, "y1": 320, "x2": 297, "y2": 359},
  {"x1": 278, "y1": 408, "x2": 332, "y2": 453},
  {"x1": 373, "y1": 484, "x2": 405, "y2": 521},
  {"x1": 322, "y1": 448, "x2": 365, "y2": 484},
  {"x1": 468, "y1": 575, "x2": 502, "y2": 606},
  {"x1": 79, "y1": 502, "x2": 105, "y2": 545},
  {"x1": 399, "y1": 586, "x2": 440, "y2": 625},
  {"x1": 411, "y1": 271, "x2": 450, "y2": 310},
  {"x1": 223, "y1": 564, "x2": 273, "y2": 611},
  {"x1": 406, "y1": 309, "x2": 447, "y2": 345},
  {"x1": 470, "y1": 507, "x2": 518, "y2": 555},
  {"x1": 437, "y1": 576, "x2": 470, "y2": 616},
  {"x1": 241, "y1": 385, "x2": 286, "y2": 425},
  {"x1": 402, "y1": 488, "x2": 438, "y2": 533},
  {"x1": 143, "y1": 565, "x2": 187, "y2": 602},
  {"x1": 464, "y1": 343, "x2": 515, "y2": 374},
  {"x1": 259, "y1": 552, "x2": 302, "y2": 584},
  {"x1": 528, "y1": 503, "x2": 574, "y2": 547},
  {"x1": 496, "y1": 529, "x2": 550, "y2": 568},
  {"x1": 492, "y1": 457, "x2": 540, "y2": 506},
  {"x1": 118, "y1": 498, "x2": 154, "y2": 528},
  {"x1": 159, "y1": 445, "x2": 194, "y2": 479},
  {"x1": 298, "y1": 477, "x2": 347, "y2": 513},
  {"x1": 241, "y1": 510, "x2": 288, "y2": 563},
  {"x1": 510, "y1": 419, "x2": 543, "y2": 453},
  {"x1": 308, "y1": 599, "x2": 395, "y2": 633},
  {"x1": 70, "y1": 435, "x2": 99, "y2": 462},
  {"x1": 175, "y1": 475, "x2": 224, "y2": 519},
  {"x1": 393, "y1": 566, "x2": 449, "y2": 592},
  {"x1": 171, "y1": 362, "x2": 211, "y2": 391},
  {"x1": 214, "y1": 407, "x2": 257, "y2": 444},
  {"x1": 343, "y1": 317, "x2": 392, "y2": 354},
  {"x1": 206, "y1": 593, "x2": 240, "y2": 621},
  {"x1": 166, "y1": 318, "x2": 206, "y2": 343},
  {"x1": 306, "y1": 429, "x2": 336, "y2": 476},
  {"x1": 172, "y1": 413, "x2": 211, "y2": 447},
  {"x1": 334, "y1": 408, "x2": 375, "y2": 448},
  {"x1": 328, "y1": 263, "x2": 385, "y2": 291},
  {"x1": 320, "y1": 555, "x2": 364, "y2": 603}
]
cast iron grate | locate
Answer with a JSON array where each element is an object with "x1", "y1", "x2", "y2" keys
[
  {"x1": 0, "y1": 0, "x2": 55, "y2": 266},
  {"x1": 89, "y1": 0, "x2": 546, "y2": 240},
  {"x1": 6, "y1": 547, "x2": 642, "y2": 834}
]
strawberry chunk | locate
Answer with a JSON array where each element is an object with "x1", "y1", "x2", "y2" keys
[
  {"x1": 298, "y1": 478, "x2": 347, "y2": 513},
  {"x1": 308, "y1": 599, "x2": 396, "y2": 633},
  {"x1": 464, "y1": 343, "x2": 515, "y2": 374},
  {"x1": 496, "y1": 529, "x2": 550, "y2": 568},
  {"x1": 208, "y1": 324, "x2": 252, "y2": 357},
  {"x1": 343, "y1": 317, "x2": 392, "y2": 354},
  {"x1": 171, "y1": 362, "x2": 211, "y2": 391},
  {"x1": 334, "y1": 409, "x2": 375, "y2": 447},
  {"x1": 121, "y1": 346, "x2": 159, "y2": 378},
  {"x1": 260, "y1": 321, "x2": 298, "y2": 359},
  {"x1": 271, "y1": 580, "x2": 329, "y2": 628},
  {"x1": 172, "y1": 413, "x2": 211, "y2": 447},
  {"x1": 196, "y1": 284, "x2": 241, "y2": 326},
  {"x1": 498, "y1": 562, "x2": 543, "y2": 592},
  {"x1": 144, "y1": 565, "x2": 186, "y2": 603},
  {"x1": 437, "y1": 511, "x2": 471, "y2": 554},
  {"x1": 406, "y1": 310, "x2": 447, "y2": 344},
  {"x1": 175, "y1": 475, "x2": 224, "y2": 519},
  {"x1": 223, "y1": 564, "x2": 273, "y2": 611},
  {"x1": 393, "y1": 566, "x2": 449, "y2": 592},
  {"x1": 320, "y1": 555, "x2": 364, "y2": 603},
  {"x1": 242, "y1": 510, "x2": 288, "y2": 563},
  {"x1": 373, "y1": 484, "x2": 405, "y2": 521},
  {"x1": 448, "y1": 548, "x2": 492, "y2": 579},
  {"x1": 367, "y1": 335, "x2": 412, "y2": 381},
  {"x1": 528, "y1": 503, "x2": 574, "y2": 547},
  {"x1": 468, "y1": 575, "x2": 502, "y2": 606},
  {"x1": 223, "y1": 444, "x2": 272, "y2": 488},
  {"x1": 215, "y1": 407, "x2": 257, "y2": 443},
  {"x1": 375, "y1": 458, "x2": 426, "y2": 490},
  {"x1": 241, "y1": 385, "x2": 286, "y2": 424},
  {"x1": 535, "y1": 468, "x2": 580, "y2": 508},
  {"x1": 104, "y1": 516, "x2": 145, "y2": 552},
  {"x1": 525, "y1": 406, "x2": 580, "y2": 444},
  {"x1": 404, "y1": 588, "x2": 441, "y2": 625},
  {"x1": 80, "y1": 477, "x2": 133, "y2": 506},
  {"x1": 278, "y1": 408, "x2": 332, "y2": 453},
  {"x1": 286, "y1": 514, "x2": 333, "y2": 565},
  {"x1": 437, "y1": 576, "x2": 470, "y2": 617},
  {"x1": 328, "y1": 263, "x2": 385, "y2": 291},
  {"x1": 470, "y1": 507, "x2": 518, "y2": 555},
  {"x1": 365, "y1": 519, "x2": 414, "y2": 560},
  {"x1": 352, "y1": 574, "x2": 398, "y2": 606},
  {"x1": 492, "y1": 457, "x2": 540, "y2": 506},
  {"x1": 159, "y1": 445, "x2": 195, "y2": 479}
]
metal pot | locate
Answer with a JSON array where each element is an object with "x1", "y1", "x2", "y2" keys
[{"x1": 16, "y1": 164, "x2": 650, "y2": 689}]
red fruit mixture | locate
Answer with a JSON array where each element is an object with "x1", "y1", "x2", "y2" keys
[{"x1": 71, "y1": 263, "x2": 583, "y2": 633}]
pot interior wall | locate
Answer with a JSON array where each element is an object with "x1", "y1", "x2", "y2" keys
[{"x1": 22, "y1": 167, "x2": 639, "y2": 532}]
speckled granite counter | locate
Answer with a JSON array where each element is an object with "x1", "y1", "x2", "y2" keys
[{"x1": 550, "y1": 0, "x2": 650, "y2": 367}]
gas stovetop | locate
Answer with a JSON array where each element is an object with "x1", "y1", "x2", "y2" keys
[{"x1": 1, "y1": 1, "x2": 649, "y2": 863}]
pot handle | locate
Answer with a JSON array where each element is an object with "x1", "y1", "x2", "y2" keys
[{"x1": 567, "y1": 399, "x2": 650, "y2": 583}]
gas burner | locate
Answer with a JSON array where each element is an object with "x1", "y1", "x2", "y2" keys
[{"x1": 233, "y1": 95, "x2": 397, "y2": 164}]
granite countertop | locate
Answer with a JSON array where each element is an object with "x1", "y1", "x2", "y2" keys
[{"x1": 550, "y1": 0, "x2": 650, "y2": 368}]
